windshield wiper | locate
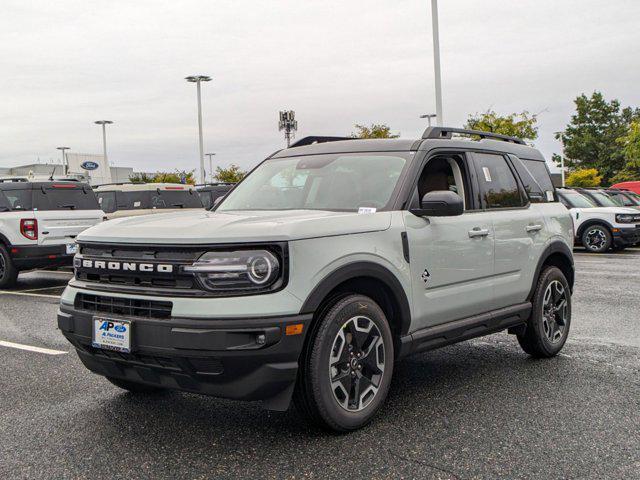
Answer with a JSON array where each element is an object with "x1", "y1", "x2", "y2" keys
[
  {"x1": 172, "y1": 203, "x2": 185, "y2": 208},
  {"x1": 58, "y1": 204, "x2": 76, "y2": 210}
]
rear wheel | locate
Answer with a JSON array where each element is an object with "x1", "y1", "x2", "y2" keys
[
  {"x1": 294, "y1": 294, "x2": 394, "y2": 432},
  {"x1": 0, "y1": 245, "x2": 18, "y2": 289},
  {"x1": 581, "y1": 225, "x2": 612, "y2": 253},
  {"x1": 106, "y1": 377, "x2": 167, "y2": 394},
  {"x1": 518, "y1": 266, "x2": 571, "y2": 358}
]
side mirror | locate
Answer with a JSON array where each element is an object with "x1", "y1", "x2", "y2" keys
[{"x1": 410, "y1": 190, "x2": 463, "y2": 217}]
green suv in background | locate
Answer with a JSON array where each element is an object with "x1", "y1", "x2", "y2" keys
[{"x1": 58, "y1": 127, "x2": 575, "y2": 431}]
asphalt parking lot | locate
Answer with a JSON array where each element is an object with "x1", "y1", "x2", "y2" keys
[{"x1": 1, "y1": 253, "x2": 639, "y2": 480}]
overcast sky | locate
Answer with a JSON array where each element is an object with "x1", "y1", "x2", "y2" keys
[{"x1": 2, "y1": 0, "x2": 639, "y2": 175}]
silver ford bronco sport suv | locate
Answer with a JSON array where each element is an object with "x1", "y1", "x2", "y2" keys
[{"x1": 58, "y1": 127, "x2": 575, "y2": 431}]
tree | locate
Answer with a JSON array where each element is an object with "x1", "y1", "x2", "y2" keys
[
  {"x1": 557, "y1": 91, "x2": 640, "y2": 184},
  {"x1": 215, "y1": 164, "x2": 247, "y2": 183},
  {"x1": 129, "y1": 170, "x2": 196, "y2": 185},
  {"x1": 464, "y1": 110, "x2": 538, "y2": 141},
  {"x1": 610, "y1": 121, "x2": 640, "y2": 183},
  {"x1": 565, "y1": 168, "x2": 602, "y2": 188},
  {"x1": 351, "y1": 124, "x2": 400, "y2": 139}
]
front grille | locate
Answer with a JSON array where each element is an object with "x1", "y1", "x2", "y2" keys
[{"x1": 75, "y1": 293, "x2": 172, "y2": 319}]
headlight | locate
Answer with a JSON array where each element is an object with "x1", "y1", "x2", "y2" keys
[
  {"x1": 183, "y1": 250, "x2": 281, "y2": 293},
  {"x1": 615, "y1": 214, "x2": 636, "y2": 223}
]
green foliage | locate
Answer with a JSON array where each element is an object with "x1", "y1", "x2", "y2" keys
[
  {"x1": 464, "y1": 110, "x2": 538, "y2": 141},
  {"x1": 558, "y1": 91, "x2": 640, "y2": 184},
  {"x1": 215, "y1": 164, "x2": 247, "y2": 183},
  {"x1": 129, "y1": 170, "x2": 196, "y2": 185},
  {"x1": 611, "y1": 121, "x2": 640, "y2": 183},
  {"x1": 565, "y1": 168, "x2": 602, "y2": 188},
  {"x1": 351, "y1": 124, "x2": 400, "y2": 139}
]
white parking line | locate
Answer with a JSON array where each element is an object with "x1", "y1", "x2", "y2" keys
[
  {"x1": 0, "y1": 340, "x2": 67, "y2": 355},
  {"x1": 0, "y1": 290, "x2": 61, "y2": 299}
]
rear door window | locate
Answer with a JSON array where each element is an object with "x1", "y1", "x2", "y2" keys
[
  {"x1": 34, "y1": 185, "x2": 100, "y2": 211},
  {"x1": 0, "y1": 189, "x2": 32, "y2": 210},
  {"x1": 510, "y1": 156, "x2": 555, "y2": 203},
  {"x1": 473, "y1": 153, "x2": 526, "y2": 209}
]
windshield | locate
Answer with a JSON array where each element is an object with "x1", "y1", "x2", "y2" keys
[
  {"x1": 561, "y1": 191, "x2": 596, "y2": 208},
  {"x1": 218, "y1": 153, "x2": 409, "y2": 212},
  {"x1": 589, "y1": 191, "x2": 618, "y2": 207}
]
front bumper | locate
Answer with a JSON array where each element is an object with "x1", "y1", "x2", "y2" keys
[
  {"x1": 613, "y1": 226, "x2": 640, "y2": 246},
  {"x1": 58, "y1": 305, "x2": 312, "y2": 410},
  {"x1": 10, "y1": 244, "x2": 74, "y2": 270}
]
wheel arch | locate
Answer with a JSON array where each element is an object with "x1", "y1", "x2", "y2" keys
[
  {"x1": 0, "y1": 232, "x2": 10, "y2": 247},
  {"x1": 527, "y1": 241, "x2": 575, "y2": 300},
  {"x1": 300, "y1": 262, "x2": 412, "y2": 339},
  {"x1": 576, "y1": 219, "x2": 613, "y2": 239}
]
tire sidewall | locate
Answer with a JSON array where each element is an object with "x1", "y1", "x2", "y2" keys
[
  {"x1": 309, "y1": 295, "x2": 394, "y2": 431},
  {"x1": 0, "y1": 245, "x2": 18, "y2": 288},
  {"x1": 530, "y1": 267, "x2": 572, "y2": 355},
  {"x1": 582, "y1": 225, "x2": 611, "y2": 253}
]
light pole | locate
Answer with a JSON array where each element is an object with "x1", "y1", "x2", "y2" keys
[
  {"x1": 94, "y1": 120, "x2": 113, "y2": 168},
  {"x1": 430, "y1": 0, "x2": 443, "y2": 126},
  {"x1": 279, "y1": 110, "x2": 298, "y2": 147},
  {"x1": 185, "y1": 75, "x2": 212, "y2": 183},
  {"x1": 205, "y1": 153, "x2": 216, "y2": 183},
  {"x1": 420, "y1": 114, "x2": 437, "y2": 127},
  {"x1": 554, "y1": 131, "x2": 566, "y2": 187},
  {"x1": 56, "y1": 146, "x2": 70, "y2": 175}
]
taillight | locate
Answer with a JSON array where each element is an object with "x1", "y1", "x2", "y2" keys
[{"x1": 20, "y1": 219, "x2": 38, "y2": 240}]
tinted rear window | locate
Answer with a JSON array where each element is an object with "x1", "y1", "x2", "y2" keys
[
  {"x1": 34, "y1": 185, "x2": 100, "y2": 211},
  {"x1": 518, "y1": 158, "x2": 555, "y2": 202},
  {"x1": 198, "y1": 191, "x2": 213, "y2": 209},
  {"x1": 150, "y1": 190, "x2": 202, "y2": 209},
  {"x1": 0, "y1": 189, "x2": 32, "y2": 210}
]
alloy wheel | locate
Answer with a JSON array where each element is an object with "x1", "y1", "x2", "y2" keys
[
  {"x1": 585, "y1": 228, "x2": 607, "y2": 251},
  {"x1": 329, "y1": 316, "x2": 385, "y2": 412},
  {"x1": 542, "y1": 280, "x2": 568, "y2": 344}
]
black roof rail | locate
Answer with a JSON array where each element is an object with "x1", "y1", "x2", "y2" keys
[
  {"x1": 422, "y1": 126, "x2": 526, "y2": 145},
  {"x1": 289, "y1": 136, "x2": 354, "y2": 148},
  {"x1": 194, "y1": 182, "x2": 235, "y2": 187},
  {"x1": 93, "y1": 181, "x2": 134, "y2": 188}
]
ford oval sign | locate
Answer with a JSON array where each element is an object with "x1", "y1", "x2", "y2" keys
[{"x1": 81, "y1": 161, "x2": 99, "y2": 171}]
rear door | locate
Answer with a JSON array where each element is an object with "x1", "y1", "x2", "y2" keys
[
  {"x1": 470, "y1": 153, "x2": 545, "y2": 308},
  {"x1": 33, "y1": 184, "x2": 104, "y2": 246}
]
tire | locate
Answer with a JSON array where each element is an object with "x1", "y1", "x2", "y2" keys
[
  {"x1": 106, "y1": 376, "x2": 167, "y2": 394},
  {"x1": 0, "y1": 244, "x2": 18, "y2": 289},
  {"x1": 518, "y1": 266, "x2": 571, "y2": 358},
  {"x1": 581, "y1": 224, "x2": 612, "y2": 253},
  {"x1": 294, "y1": 294, "x2": 394, "y2": 432}
]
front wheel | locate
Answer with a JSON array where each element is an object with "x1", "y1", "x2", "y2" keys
[
  {"x1": 294, "y1": 294, "x2": 394, "y2": 432},
  {"x1": 581, "y1": 225, "x2": 612, "y2": 253},
  {"x1": 518, "y1": 266, "x2": 571, "y2": 358}
]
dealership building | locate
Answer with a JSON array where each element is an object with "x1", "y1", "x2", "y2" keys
[{"x1": 0, "y1": 153, "x2": 136, "y2": 185}]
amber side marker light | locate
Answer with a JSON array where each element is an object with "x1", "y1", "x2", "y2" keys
[{"x1": 285, "y1": 324, "x2": 304, "y2": 336}]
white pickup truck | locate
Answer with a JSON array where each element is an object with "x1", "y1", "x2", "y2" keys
[{"x1": 0, "y1": 180, "x2": 105, "y2": 287}]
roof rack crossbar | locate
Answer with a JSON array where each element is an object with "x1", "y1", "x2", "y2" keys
[{"x1": 422, "y1": 127, "x2": 526, "y2": 145}]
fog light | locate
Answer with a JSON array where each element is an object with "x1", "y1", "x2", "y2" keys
[{"x1": 256, "y1": 334, "x2": 266, "y2": 345}]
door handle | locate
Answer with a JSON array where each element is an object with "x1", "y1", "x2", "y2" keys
[
  {"x1": 468, "y1": 228, "x2": 490, "y2": 238},
  {"x1": 526, "y1": 224, "x2": 543, "y2": 233}
]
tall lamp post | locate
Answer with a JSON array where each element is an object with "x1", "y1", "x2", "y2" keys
[
  {"x1": 56, "y1": 146, "x2": 70, "y2": 175},
  {"x1": 554, "y1": 131, "x2": 566, "y2": 187},
  {"x1": 94, "y1": 120, "x2": 114, "y2": 168},
  {"x1": 205, "y1": 153, "x2": 216, "y2": 183},
  {"x1": 420, "y1": 113, "x2": 437, "y2": 127},
  {"x1": 430, "y1": 0, "x2": 443, "y2": 126},
  {"x1": 279, "y1": 110, "x2": 298, "y2": 147},
  {"x1": 185, "y1": 75, "x2": 212, "y2": 183}
]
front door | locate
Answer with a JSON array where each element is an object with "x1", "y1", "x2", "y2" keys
[{"x1": 403, "y1": 153, "x2": 495, "y2": 332}]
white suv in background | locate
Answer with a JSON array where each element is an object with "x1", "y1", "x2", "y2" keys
[
  {"x1": 0, "y1": 180, "x2": 105, "y2": 288},
  {"x1": 557, "y1": 188, "x2": 640, "y2": 252}
]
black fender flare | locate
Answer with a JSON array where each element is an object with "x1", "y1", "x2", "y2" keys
[
  {"x1": 527, "y1": 241, "x2": 575, "y2": 300},
  {"x1": 300, "y1": 261, "x2": 412, "y2": 336},
  {"x1": 576, "y1": 219, "x2": 614, "y2": 239},
  {"x1": 0, "y1": 232, "x2": 11, "y2": 247}
]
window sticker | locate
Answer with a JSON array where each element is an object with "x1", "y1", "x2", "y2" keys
[
  {"x1": 546, "y1": 191, "x2": 554, "y2": 202},
  {"x1": 358, "y1": 207, "x2": 377, "y2": 214},
  {"x1": 134, "y1": 201, "x2": 141, "y2": 207},
  {"x1": 482, "y1": 167, "x2": 492, "y2": 182}
]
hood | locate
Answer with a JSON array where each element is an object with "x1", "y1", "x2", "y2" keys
[
  {"x1": 572, "y1": 206, "x2": 638, "y2": 214},
  {"x1": 77, "y1": 209, "x2": 392, "y2": 244}
]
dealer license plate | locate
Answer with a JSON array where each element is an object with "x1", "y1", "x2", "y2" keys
[{"x1": 92, "y1": 317, "x2": 131, "y2": 353}]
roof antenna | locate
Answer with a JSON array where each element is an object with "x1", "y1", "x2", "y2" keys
[{"x1": 49, "y1": 165, "x2": 56, "y2": 181}]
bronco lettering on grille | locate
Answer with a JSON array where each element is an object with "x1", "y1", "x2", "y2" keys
[{"x1": 78, "y1": 259, "x2": 174, "y2": 273}]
